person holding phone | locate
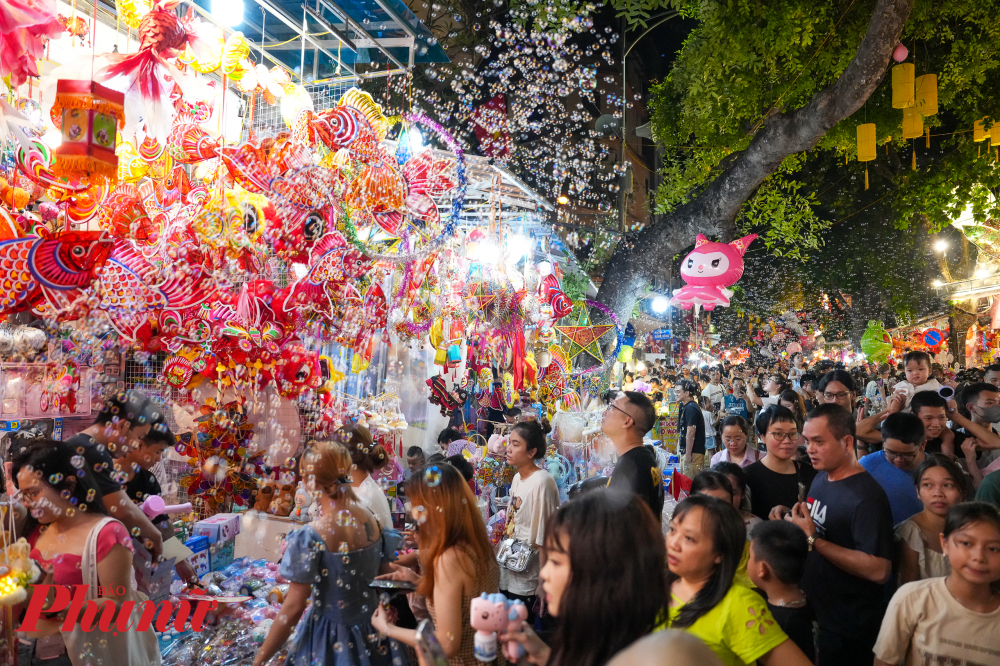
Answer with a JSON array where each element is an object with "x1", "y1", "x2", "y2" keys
[{"x1": 372, "y1": 464, "x2": 499, "y2": 665}]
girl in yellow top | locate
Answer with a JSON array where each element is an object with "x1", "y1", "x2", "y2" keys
[{"x1": 662, "y1": 495, "x2": 813, "y2": 666}]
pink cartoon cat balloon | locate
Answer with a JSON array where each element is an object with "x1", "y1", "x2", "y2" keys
[{"x1": 670, "y1": 233, "x2": 757, "y2": 312}]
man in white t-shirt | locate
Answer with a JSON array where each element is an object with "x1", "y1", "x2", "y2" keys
[{"x1": 701, "y1": 369, "x2": 725, "y2": 409}]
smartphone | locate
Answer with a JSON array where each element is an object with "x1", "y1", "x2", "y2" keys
[
  {"x1": 415, "y1": 619, "x2": 450, "y2": 666},
  {"x1": 369, "y1": 579, "x2": 417, "y2": 592}
]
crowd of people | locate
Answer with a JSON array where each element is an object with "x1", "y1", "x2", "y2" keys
[{"x1": 4, "y1": 349, "x2": 1000, "y2": 666}]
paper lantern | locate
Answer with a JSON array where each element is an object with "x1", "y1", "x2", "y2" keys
[
  {"x1": 915, "y1": 74, "x2": 937, "y2": 117},
  {"x1": 892, "y1": 63, "x2": 915, "y2": 109},
  {"x1": 857, "y1": 123, "x2": 876, "y2": 189},
  {"x1": 51, "y1": 80, "x2": 125, "y2": 185},
  {"x1": 857, "y1": 124, "x2": 876, "y2": 162},
  {"x1": 618, "y1": 345, "x2": 634, "y2": 363},
  {"x1": 536, "y1": 349, "x2": 552, "y2": 368},
  {"x1": 974, "y1": 117, "x2": 989, "y2": 143},
  {"x1": 902, "y1": 107, "x2": 923, "y2": 140}
]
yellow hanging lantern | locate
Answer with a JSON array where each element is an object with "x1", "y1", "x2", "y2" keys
[
  {"x1": 915, "y1": 74, "x2": 938, "y2": 116},
  {"x1": 857, "y1": 124, "x2": 877, "y2": 162},
  {"x1": 902, "y1": 107, "x2": 923, "y2": 140},
  {"x1": 974, "y1": 117, "x2": 989, "y2": 142},
  {"x1": 857, "y1": 123, "x2": 876, "y2": 190},
  {"x1": 51, "y1": 81, "x2": 125, "y2": 186},
  {"x1": 892, "y1": 63, "x2": 915, "y2": 109}
]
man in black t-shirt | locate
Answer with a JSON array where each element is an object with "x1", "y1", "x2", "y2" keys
[
  {"x1": 675, "y1": 379, "x2": 705, "y2": 476},
  {"x1": 602, "y1": 391, "x2": 664, "y2": 520},
  {"x1": 61, "y1": 391, "x2": 166, "y2": 560},
  {"x1": 117, "y1": 426, "x2": 200, "y2": 585},
  {"x1": 786, "y1": 404, "x2": 893, "y2": 666}
]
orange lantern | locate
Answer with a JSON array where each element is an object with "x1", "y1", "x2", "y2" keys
[{"x1": 50, "y1": 80, "x2": 125, "y2": 186}]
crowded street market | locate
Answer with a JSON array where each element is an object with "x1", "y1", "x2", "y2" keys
[{"x1": 0, "y1": 0, "x2": 998, "y2": 664}]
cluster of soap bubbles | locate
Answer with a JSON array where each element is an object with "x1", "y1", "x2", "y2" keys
[{"x1": 386, "y1": 9, "x2": 629, "y2": 234}]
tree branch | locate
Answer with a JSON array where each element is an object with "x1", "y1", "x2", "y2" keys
[{"x1": 594, "y1": 0, "x2": 916, "y2": 329}]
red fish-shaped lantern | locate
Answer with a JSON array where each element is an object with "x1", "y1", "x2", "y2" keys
[{"x1": 0, "y1": 229, "x2": 112, "y2": 313}]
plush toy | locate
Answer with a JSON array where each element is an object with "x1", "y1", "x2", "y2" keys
[
  {"x1": 670, "y1": 234, "x2": 757, "y2": 313},
  {"x1": 269, "y1": 483, "x2": 294, "y2": 516},
  {"x1": 254, "y1": 481, "x2": 276, "y2": 512},
  {"x1": 291, "y1": 481, "x2": 312, "y2": 521}
]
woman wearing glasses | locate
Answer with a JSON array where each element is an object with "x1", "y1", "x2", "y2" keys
[
  {"x1": 709, "y1": 416, "x2": 760, "y2": 468},
  {"x1": 744, "y1": 406, "x2": 817, "y2": 521}
]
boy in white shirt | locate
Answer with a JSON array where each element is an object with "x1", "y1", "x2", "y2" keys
[{"x1": 892, "y1": 351, "x2": 942, "y2": 411}]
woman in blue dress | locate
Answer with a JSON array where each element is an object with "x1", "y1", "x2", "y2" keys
[{"x1": 253, "y1": 438, "x2": 409, "y2": 666}]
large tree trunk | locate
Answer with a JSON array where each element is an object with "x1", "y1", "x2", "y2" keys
[
  {"x1": 594, "y1": 0, "x2": 916, "y2": 336},
  {"x1": 949, "y1": 302, "x2": 978, "y2": 367}
]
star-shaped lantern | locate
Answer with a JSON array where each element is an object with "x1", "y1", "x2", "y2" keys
[{"x1": 555, "y1": 306, "x2": 615, "y2": 364}]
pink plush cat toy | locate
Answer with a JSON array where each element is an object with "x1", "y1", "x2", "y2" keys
[{"x1": 670, "y1": 233, "x2": 758, "y2": 312}]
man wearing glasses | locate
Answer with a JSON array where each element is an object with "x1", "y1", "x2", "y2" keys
[
  {"x1": 675, "y1": 379, "x2": 706, "y2": 477},
  {"x1": 857, "y1": 412, "x2": 926, "y2": 525},
  {"x1": 602, "y1": 391, "x2": 664, "y2": 520}
]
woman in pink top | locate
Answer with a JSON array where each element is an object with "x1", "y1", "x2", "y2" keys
[
  {"x1": 709, "y1": 415, "x2": 761, "y2": 468},
  {"x1": 14, "y1": 440, "x2": 141, "y2": 659}
]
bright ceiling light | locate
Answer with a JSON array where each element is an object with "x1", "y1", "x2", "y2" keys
[
  {"x1": 933, "y1": 239, "x2": 948, "y2": 252},
  {"x1": 651, "y1": 296, "x2": 669, "y2": 314},
  {"x1": 212, "y1": 0, "x2": 244, "y2": 26},
  {"x1": 557, "y1": 195, "x2": 569, "y2": 205},
  {"x1": 505, "y1": 234, "x2": 532, "y2": 260},
  {"x1": 932, "y1": 279, "x2": 943, "y2": 287}
]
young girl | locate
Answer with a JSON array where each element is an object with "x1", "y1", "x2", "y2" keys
[
  {"x1": 501, "y1": 491, "x2": 667, "y2": 666},
  {"x1": 372, "y1": 463, "x2": 499, "y2": 665},
  {"x1": 500, "y1": 421, "x2": 560, "y2": 626},
  {"x1": 709, "y1": 416, "x2": 760, "y2": 468},
  {"x1": 711, "y1": 462, "x2": 763, "y2": 534},
  {"x1": 895, "y1": 455, "x2": 969, "y2": 585},
  {"x1": 662, "y1": 495, "x2": 812, "y2": 666},
  {"x1": 255, "y1": 439, "x2": 406, "y2": 666},
  {"x1": 14, "y1": 440, "x2": 159, "y2": 666},
  {"x1": 340, "y1": 424, "x2": 393, "y2": 530},
  {"x1": 874, "y1": 502, "x2": 1000, "y2": 666}
]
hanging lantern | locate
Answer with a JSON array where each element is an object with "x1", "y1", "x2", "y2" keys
[
  {"x1": 857, "y1": 124, "x2": 876, "y2": 161},
  {"x1": 50, "y1": 80, "x2": 125, "y2": 186},
  {"x1": 974, "y1": 117, "x2": 989, "y2": 142},
  {"x1": 536, "y1": 348, "x2": 552, "y2": 368},
  {"x1": 915, "y1": 74, "x2": 938, "y2": 117},
  {"x1": 618, "y1": 345, "x2": 634, "y2": 363},
  {"x1": 857, "y1": 124, "x2": 876, "y2": 190},
  {"x1": 902, "y1": 108, "x2": 923, "y2": 140},
  {"x1": 892, "y1": 63, "x2": 915, "y2": 109}
]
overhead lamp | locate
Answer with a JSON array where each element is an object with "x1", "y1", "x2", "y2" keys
[
  {"x1": 933, "y1": 239, "x2": 948, "y2": 252},
  {"x1": 932, "y1": 279, "x2": 943, "y2": 287},
  {"x1": 505, "y1": 234, "x2": 532, "y2": 261},
  {"x1": 212, "y1": 0, "x2": 244, "y2": 26},
  {"x1": 651, "y1": 296, "x2": 668, "y2": 314},
  {"x1": 557, "y1": 195, "x2": 569, "y2": 205}
]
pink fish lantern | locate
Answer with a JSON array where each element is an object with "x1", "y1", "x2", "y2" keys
[{"x1": 670, "y1": 233, "x2": 757, "y2": 313}]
